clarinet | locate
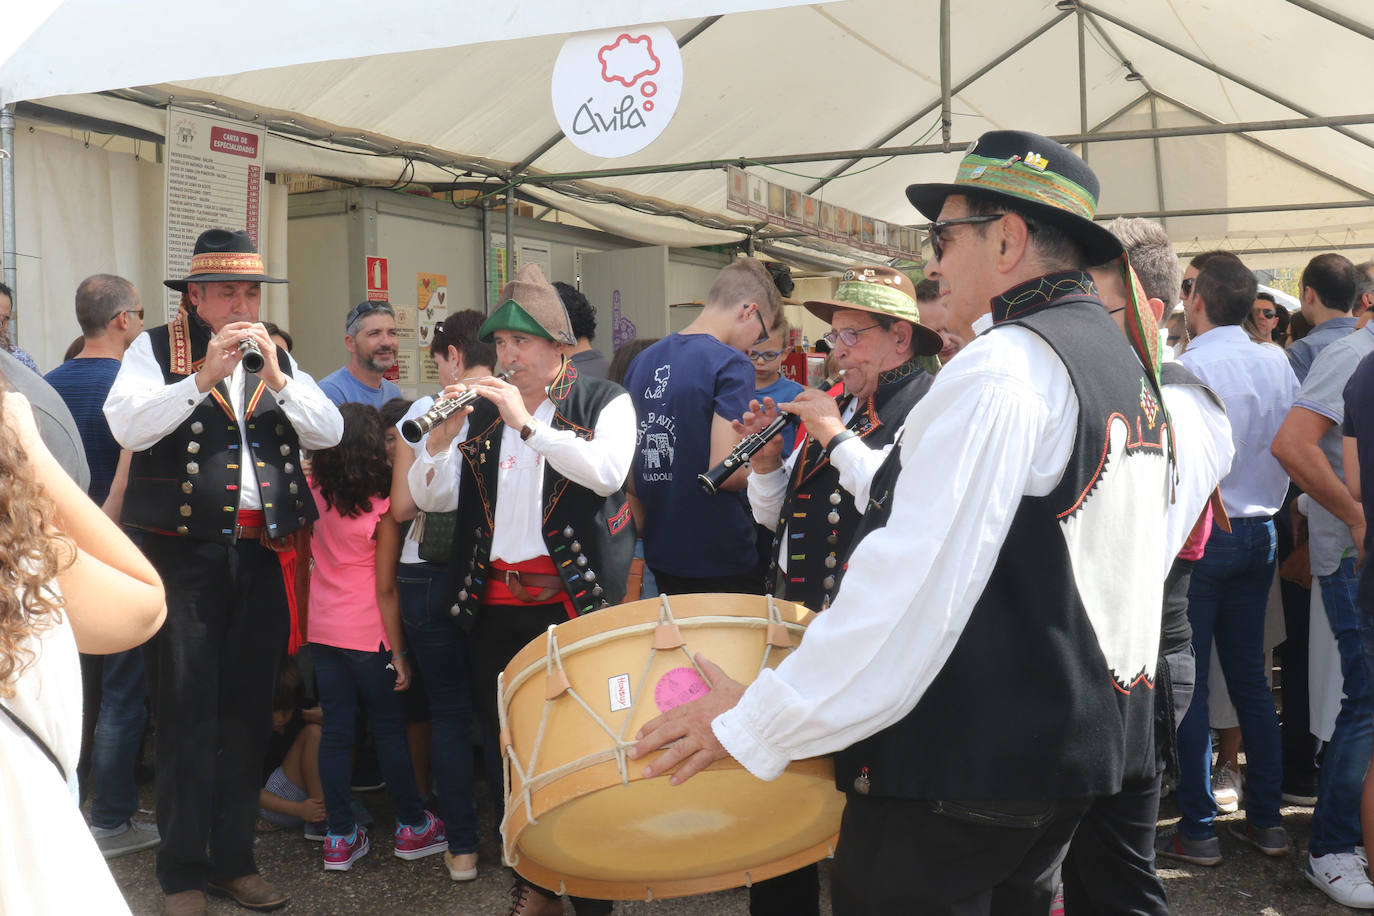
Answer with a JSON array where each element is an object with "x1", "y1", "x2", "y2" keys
[
  {"x1": 400, "y1": 372, "x2": 512, "y2": 443},
  {"x1": 238, "y1": 338, "x2": 265, "y2": 373},
  {"x1": 697, "y1": 371, "x2": 846, "y2": 495}
]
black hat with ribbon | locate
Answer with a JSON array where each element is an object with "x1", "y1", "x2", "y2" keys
[
  {"x1": 906, "y1": 130, "x2": 1123, "y2": 265},
  {"x1": 164, "y1": 228, "x2": 286, "y2": 292}
]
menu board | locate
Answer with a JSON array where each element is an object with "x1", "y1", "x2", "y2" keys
[{"x1": 164, "y1": 107, "x2": 267, "y2": 320}]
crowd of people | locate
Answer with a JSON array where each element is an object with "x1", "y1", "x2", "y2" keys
[{"x1": 5, "y1": 127, "x2": 1374, "y2": 916}]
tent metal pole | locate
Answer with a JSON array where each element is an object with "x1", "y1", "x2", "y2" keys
[
  {"x1": 481, "y1": 200, "x2": 493, "y2": 311},
  {"x1": 1096, "y1": 199, "x2": 1374, "y2": 220},
  {"x1": 1178, "y1": 241, "x2": 1374, "y2": 257},
  {"x1": 939, "y1": 0, "x2": 952, "y2": 148},
  {"x1": 1283, "y1": 0, "x2": 1374, "y2": 42},
  {"x1": 1149, "y1": 94, "x2": 1168, "y2": 231},
  {"x1": 1086, "y1": 93, "x2": 1150, "y2": 136},
  {"x1": 803, "y1": 12, "x2": 1071, "y2": 193},
  {"x1": 1151, "y1": 91, "x2": 1374, "y2": 200},
  {"x1": 507, "y1": 15, "x2": 723, "y2": 174},
  {"x1": 1077, "y1": 9, "x2": 1089, "y2": 164},
  {"x1": 1078, "y1": 3, "x2": 1374, "y2": 155},
  {"x1": 0, "y1": 104, "x2": 14, "y2": 299},
  {"x1": 504, "y1": 186, "x2": 514, "y2": 288},
  {"x1": 519, "y1": 111, "x2": 1374, "y2": 183}
]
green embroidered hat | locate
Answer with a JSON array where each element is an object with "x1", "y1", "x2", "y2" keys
[
  {"x1": 803, "y1": 265, "x2": 943, "y2": 357},
  {"x1": 478, "y1": 264, "x2": 576, "y2": 345},
  {"x1": 906, "y1": 129, "x2": 1123, "y2": 265}
]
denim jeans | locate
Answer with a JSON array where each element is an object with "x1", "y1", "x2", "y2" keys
[
  {"x1": 1310, "y1": 557, "x2": 1372, "y2": 855},
  {"x1": 85, "y1": 648, "x2": 149, "y2": 829},
  {"x1": 312, "y1": 642, "x2": 426, "y2": 837},
  {"x1": 1176, "y1": 517, "x2": 1283, "y2": 838},
  {"x1": 397, "y1": 562, "x2": 479, "y2": 854}
]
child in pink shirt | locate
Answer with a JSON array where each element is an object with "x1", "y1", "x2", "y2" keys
[{"x1": 301, "y1": 403, "x2": 445, "y2": 870}]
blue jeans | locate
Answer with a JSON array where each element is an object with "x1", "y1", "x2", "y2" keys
[
  {"x1": 398, "y1": 562, "x2": 479, "y2": 854},
  {"x1": 86, "y1": 648, "x2": 149, "y2": 829},
  {"x1": 312, "y1": 642, "x2": 426, "y2": 837},
  {"x1": 1176, "y1": 517, "x2": 1283, "y2": 838},
  {"x1": 1310, "y1": 557, "x2": 1372, "y2": 855}
]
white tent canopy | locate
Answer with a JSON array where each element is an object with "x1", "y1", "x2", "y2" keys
[{"x1": 5, "y1": 0, "x2": 1374, "y2": 268}]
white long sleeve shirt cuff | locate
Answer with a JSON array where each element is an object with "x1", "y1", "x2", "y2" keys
[
  {"x1": 524, "y1": 393, "x2": 635, "y2": 496},
  {"x1": 711, "y1": 326, "x2": 1078, "y2": 780}
]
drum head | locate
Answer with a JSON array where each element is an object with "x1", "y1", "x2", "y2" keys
[{"x1": 499, "y1": 594, "x2": 845, "y2": 900}]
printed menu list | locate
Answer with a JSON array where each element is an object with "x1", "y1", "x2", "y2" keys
[{"x1": 164, "y1": 108, "x2": 267, "y2": 319}]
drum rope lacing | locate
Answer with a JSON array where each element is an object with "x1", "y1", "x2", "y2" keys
[{"x1": 498, "y1": 594, "x2": 800, "y2": 874}]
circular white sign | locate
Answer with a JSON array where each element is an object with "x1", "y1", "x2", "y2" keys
[{"x1": 552, "y1": 25, "x2": 683, "y2": 159}]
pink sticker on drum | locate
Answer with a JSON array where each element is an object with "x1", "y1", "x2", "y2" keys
[{"x1": 654, "y1": 667, "x2": 711, "y2": 713}]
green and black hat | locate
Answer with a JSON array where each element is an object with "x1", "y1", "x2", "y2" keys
[{"x1": 906, "y1": 129, "x2": 1123, "y2": 264}]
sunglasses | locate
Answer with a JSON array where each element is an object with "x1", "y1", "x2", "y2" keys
[
  {"x1": 346, "y1": 299, "x2": 395, "y2": 329},
  {"x1": 1181, "y1": 277, "x2": 1195, "y2": 298},
  {"x1": 1255, "y1": 308, "x2": 1277, "y2": 320},
  {"x1": 749, "y1": 348, "x2": 784, "y2": 362},
  {"x1": 922, "y1": 213, "x2": 1006, "y2": 262}
]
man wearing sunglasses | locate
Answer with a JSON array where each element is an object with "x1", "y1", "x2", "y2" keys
[
  {"x1": 634, "y1": 131, "x2": 1182, "y2": 913},
  {"x1": 1253, "y1": 292, "x2": 1281, "y2": 343},
  {"x1": 44, "y1": 274, "x2": 155, "y2": 859},
  {"x1": 319, "y1": 300, "x2": 402, "y2": 407},
  {"x1": 625, "y1": 257, "x2": 782, "y2": 595}
]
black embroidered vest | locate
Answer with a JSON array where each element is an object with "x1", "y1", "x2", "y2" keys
[
  {"x1": 771, "y1": 363, "x2": 931, "y2": 612},
  {"x1": 448, "y1": 362, "x2": 636, "y2": 626},
  {"x1": 834, "y1": 273, "x2": 1171, "y2": 801},
  {"x1": 122, "y1": 317, "x2": 315, "y2": 544}
]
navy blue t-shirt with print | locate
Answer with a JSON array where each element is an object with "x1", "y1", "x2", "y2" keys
[
  {"x1": 626, "y1": 332, "x2": 757, "y2": 578},
  {"x1": 1342, "y1": 348, "x2": 1374, "y2": 609},
  {"x1": 44, "y1": 357, "x2": 122, "y2": 504}
]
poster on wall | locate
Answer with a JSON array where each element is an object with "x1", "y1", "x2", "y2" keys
[
  {"x1": 489, "y1": 234, "x2": 510, "y2": 306},
  {"x1": 164, "y1": 107, "x2": 267, "y2": 321},
  {"x1": 392, "y1": 304, "x2": 418, "y2": 386},
  {"x1": 417, "y1": 272, "x2": 448, "y2": 386},
  {"x1": 551, "y1": 25, "x2": 683, "y2": 159},
  {"x1": 517, "y1": 238, "x2": 552, "y2": 280},
  {"x1": 366, "y1": 256, "x2": 390, "y2": 301}
]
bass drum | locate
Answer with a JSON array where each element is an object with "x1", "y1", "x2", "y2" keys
[{"x1": 498, "y1": 593, "x2": 843, "y2": 901}]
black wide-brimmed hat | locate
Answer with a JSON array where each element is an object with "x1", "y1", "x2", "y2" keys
[
  {"x1": 164, "y1": 228, "x2": 286, "y2": 292},
  {"x1": 906, "y1": 130, "x2": 1123, "y2": 264}
]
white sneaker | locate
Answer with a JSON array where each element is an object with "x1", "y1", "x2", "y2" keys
[
  {"x1": 1307, "y1": 852, "x2": 1374, "y2": 908},
  {"x1": 1211, "y1": 764, "x2": 1241, "y2": 813}
]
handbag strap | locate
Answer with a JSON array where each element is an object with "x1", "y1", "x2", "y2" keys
[{"x1": 0, "y1": 701, "x2": 66, "y2": 781}]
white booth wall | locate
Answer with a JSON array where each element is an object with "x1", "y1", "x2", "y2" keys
[{"x1": 286, "y1": 188, "x2": 731, "y2": 395}]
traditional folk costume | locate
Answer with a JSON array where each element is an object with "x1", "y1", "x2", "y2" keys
[
  {"x1": 407, "y1": 264, "x2": 633, "y2": 916},
  {"x1": 748, "y1": 265, "x2": 940, "y2": 613},
  {"x1": 713, "y1": 132, "x2": 1186, "y2": 913},
  {"x1": 105, "y1": 229, "x2": 342, "y2": 899}
]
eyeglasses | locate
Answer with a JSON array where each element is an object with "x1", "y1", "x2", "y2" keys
[
  {"x1": 1255, "y1": 308, "x2": 1277, "y2": 320},
  {"x1": 823, "y1": 323, "x2": 883, "y2": 347},
  {"x1": 922, "y1": 213, "x2": 1012, "y2": 261},
  {"x1": 749, "y1": 348, "x2": 784, "y2": 362},
  {"x1": 1180, "y1": 277, "x2": 1195, "y2": 298},
  {"x1": 346, "y1": 299, "x2": 394, "y2": 329},
  {"x1": 750, "y1": 305, "x2": 771, "y2": 346},
  {"x1": 124, "y1": 309, "x2": 144, "y2": 320}
]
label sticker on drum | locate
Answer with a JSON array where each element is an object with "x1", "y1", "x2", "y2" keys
[
  {"x1": 654, "y1": 667, "x2": 711, "y2": 712},
  {"x1": 608, "y1": 673, "x2": 632, "y2": 712}
]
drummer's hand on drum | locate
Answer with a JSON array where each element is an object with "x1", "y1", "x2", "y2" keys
[
  {"x1": 731, "y1": 398, "x2": 785, "y2": 475},
  {"x1": 630, "y1": 654, "x2": 744, "y2": 786}
]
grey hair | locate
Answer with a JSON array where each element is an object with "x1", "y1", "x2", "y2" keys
[{"x1": 75, "y1": 274, "x2": 139, "y2": 335}]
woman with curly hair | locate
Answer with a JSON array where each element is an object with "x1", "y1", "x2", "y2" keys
[
  {"x1": 0, "y1": 382, "x2": 165, "y2": 912},
  {"x1": 297, "y1": 402, "x2": 444, "y2": 871}
]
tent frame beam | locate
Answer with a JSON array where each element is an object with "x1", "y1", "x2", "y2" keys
[
  {"x1": 1283, "y1": 0, "x2": 1374, "y2": 42},
  {"x1": 1079, "y1": 3, "x2": 1374, "y2": 156},
  {"x1": 1179, "y1": 241, "x2": 1374, "y2": 257},
  {"x1": 1096, "y1": 199, "x2": 1374, "y2": 220},
  {"x1": 803, "y1": 11, "x2": 1071, "y2": 193}
]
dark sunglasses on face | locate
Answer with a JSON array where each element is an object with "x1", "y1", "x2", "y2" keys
[
  {"x1": 1181, "y1": 277, "x2": 1195, "y2": 298},
  {"x1": 922, "y1": 213, "x2": 1006, "y2": 261},
  {"x1": 1255, "y1": 308, "x2": 1276, "y2": 320}
]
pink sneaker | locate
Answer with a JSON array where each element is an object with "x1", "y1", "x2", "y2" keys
[
  {"x1": 322, "y1": 826, "x2": 370, "y2": 871},
  {"x1": 394, "y1": 810, "x2": 447, "y2": 860}
]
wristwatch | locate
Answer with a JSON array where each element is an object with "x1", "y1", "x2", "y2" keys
[{"x1": 520, "y1": 417, "x2": 539, "y2": 441}]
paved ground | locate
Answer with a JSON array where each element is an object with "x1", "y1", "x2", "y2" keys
[{"x1": 106, "y1": 776, "x2": 1363, "y2": 915}]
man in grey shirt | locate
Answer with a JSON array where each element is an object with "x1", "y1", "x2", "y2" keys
[
  {"x1": 1288, "y1": 254, "x2": 1359, "y2": 382},
  {"x1": 0, "y1": 346, "x2": 90, "y2": 488},
  {"x1": 1272, "y1": 319, "x2": 1374, "y2": 907}
]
